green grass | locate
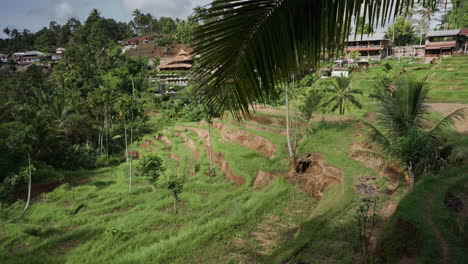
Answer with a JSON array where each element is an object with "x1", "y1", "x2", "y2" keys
[
  {"x1": 0, "y1": 117, "x2": 316, "y2": 264},
  {"x1": 376, "y1": 167, "x2": 468, "y2": 264},
  {"x1": 267, "y1": 121, "x2": 376, "y2": 263},
  {"x1": 350, "y1": 55, "x2": 468, "y2": 103},
  {"x1": 1, "y1": 55, "x2": 466, "y2": 264}
]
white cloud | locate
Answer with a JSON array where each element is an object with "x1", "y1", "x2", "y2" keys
[
  {"x1": 28, "y1": 1, "x2": 76, "y2": 21},
  {"x1": 54, "y1": 2, "x2": 75, "y2": 20},
  {"x1": 122, "y1": 0, "x2": 195, "y2": 18}
]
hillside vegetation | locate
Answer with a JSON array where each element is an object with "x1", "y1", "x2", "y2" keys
[{"x1": 1, "y1": 56, "x2": 467, "y2": 264}]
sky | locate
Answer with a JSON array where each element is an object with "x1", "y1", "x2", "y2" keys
[
  {"x1": 1, "y1": 0, "x2": 447, "y2": 38},
  {"x1": 0, "y1": 0, "x2": 211, "y2": 37}
]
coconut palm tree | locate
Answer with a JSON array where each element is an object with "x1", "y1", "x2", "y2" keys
[
  {"x1": 192, "y1": 0, "x2": 439, "y2": 118},
  {"x1": 322, "y1": 76, "x2": 363, "y2": 115},
  {"x1": 364, "y1": 76, "x2": 465, "y2": 187}
]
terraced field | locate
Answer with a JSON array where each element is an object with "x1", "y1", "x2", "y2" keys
[
  {"x1": 351, "y1": 55, "x2": 468, "y2": 103},
  {"x1": 1, "y1": 56, "x2": 467, "y2": 264}
]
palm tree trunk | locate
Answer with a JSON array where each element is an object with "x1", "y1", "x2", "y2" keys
[
  {"x1": 21, "y1": 152, "x2": 32, "y2": 217},
  {"x1": 129, "y1": 122, "x2": 133, "y2": 192},
  {"x1": 285, "y1": 83, "x2": 294, "y2": 158},
  {"x1": 173, "y1": 199, "x2": 177, "y2": 214},
  {"x1": 208, "y1": 121, "x2": 213, "y2": 175},
  {"x1": 129, "y1": 78, "x2": 135, "y2": 192},
  {"x1": 124, "y1": 122, "x2": 128, "y2": 163}
]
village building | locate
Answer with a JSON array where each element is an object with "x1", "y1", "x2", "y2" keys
[
  {"x1": 345, "y1": 33, "x2": 391, "y2": 61},
  {"x1": 154, "y1": 49, "x2": 194, "y2": 94},
  {"x1": 13, "y1": 51, "x2": 46, "y2": 63},
  {"x1": 51, "y1": 48, "x2": 65, "y2": 61},
  {"x1": 156, "y1": 49, "x2": 193, "y2": 72},
  {"x1": 125, "y1": 37, "x2": 140, "y2": 46},
  {"x1": 0, "y1": 53, "x2": 7, "y2": 63},
  {"x1": 425, "y1": 29, "x2": 468, "y2": 57}
]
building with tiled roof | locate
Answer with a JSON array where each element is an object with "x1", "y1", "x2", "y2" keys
[
  {"x1": 344, "y1": 33, "x2": 391, "y2": 61},
  {"x1": 425, "y1": 29, "x2": 468, "y2": 57}
]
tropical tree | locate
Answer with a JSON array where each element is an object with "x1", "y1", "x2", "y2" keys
[
  {"x1": 203, "y1": 104, "x2": 221, "y2": 176},
  {"x1": 167, "y1": 179, "x2": 184, "y2": 214},
  {"x1": 192, "y1": 0, "x2": 436, "y2": 118},
  {"x1": 369, "y1": 75, "x2": 393, "y2": 101},
  {"x1": 137, "y1": 155, "x2": 165, "y2": 192},
  {"x1": 299, "y1": 90, "x2": 322, "y2": 136},
  {"x1": 364, "y1": 76, "x2": 466, "y2": 187},
  {"x1": 299, "y1": 90, "x2": 322, "y2": 124},
  {"x1": 323, "y1": 76, "x2": 362, "y2": 115},
  {"x1": 355, "y1": 17, "x2": 375, "y2": 34},
  {"x1": 386, "y1": 16, "x2": 417, "y2": 46}
]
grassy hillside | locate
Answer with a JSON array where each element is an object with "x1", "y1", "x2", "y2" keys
[
  {"x1": 376, "y1": 167, "x2": 468, "y2": 264},
  {"x1": 351, "y1": 55, "x2": 468, "y2": 103},
  {"x1": 1, "y1": 56, "x2": 467, "y2": 264}
]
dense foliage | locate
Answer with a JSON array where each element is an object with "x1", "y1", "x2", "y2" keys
[{"x1": 0, "y1": 10, "x2": 155, "y2": 202}]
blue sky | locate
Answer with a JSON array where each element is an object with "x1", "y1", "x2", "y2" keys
[{"x1": 1, "y1": 0, "x2": 211, "y2": 37}]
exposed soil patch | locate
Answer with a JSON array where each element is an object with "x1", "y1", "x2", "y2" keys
[
  {"x1": 175, "y1": 126, "x2": 246, "y2": 186},
  {"x1": 244, "y1": 123, "x2": 287, "y2": 136},
  {"x1": 253, "y1": 170, "x2": 278, "y2": 187},
  {"x1": 13, "y1": 181, "x2": 63, "y2": 202},
  {"x1": 175, "y1": 131, "x2": 200, "y2": 158},
  {"x1": 124, "y1": 150, "x2": 142, "y2": 159},
  {"x1": 250, "y1": 104, "x2": 286, "y2": 116},
  {"x1": 354, "y1": 175, "x2": 378, "y2": 196},
  {"x1": 213, "y1": 123, "x2": 278, "y2": 158},
  {"x1": 350, "y1": 142, "x2": 401, "y2": 181},
  {"x1": 212, "y1": 151, "x2": 246, "y2": 186},
  {"x1": 138, "y1": 139, "x2": 158, "y2": 153},
  {"x1": 286, "y1": 153, "x2": 343, "y2": 198},
  {"x1": 156, "y1": 134, "x2": 172, "y2": 148},
  {"x1": 428, "y1": 103, "x2": 468, "y2": 134},
  {"x1": 170, "y1": 153, "x2": 180, "y2": 161},
  {"x1": 250, "y1": 114, "x2": 286, "y2": 127}
]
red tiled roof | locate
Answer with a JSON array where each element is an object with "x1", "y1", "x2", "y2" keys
[{"x1": 459, "y1": 28, "x2": 468, "y2": 36}]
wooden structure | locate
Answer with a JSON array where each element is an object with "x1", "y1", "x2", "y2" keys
[
  {"x1": 425, "y1": 29, "x2": 468, "y2": 57},
  {"x1": 345, "y1": 33, "x2": 391, "y2": 61}
]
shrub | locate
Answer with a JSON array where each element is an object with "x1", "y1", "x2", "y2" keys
[
  {"x1": 136, "y1": 155, "x2": 165, "y2": 185},
  {"x1": 62, "y1": 144, "x2": 98, "y2": 170}
]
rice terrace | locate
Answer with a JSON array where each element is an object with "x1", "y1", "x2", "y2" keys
[{"x1": 0, "y1": 0, "x2": 467, "y2": 264}]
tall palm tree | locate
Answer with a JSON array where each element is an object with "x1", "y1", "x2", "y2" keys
[
  {"x1": 364, "y1": 76, "x2": 465, "y2": 187},
  {"x1": 192, "y1": 0, "x2": 439, "y2": 118},
  {"x1": 322, "y1": 76, "x2": 362, "y2": 115}
]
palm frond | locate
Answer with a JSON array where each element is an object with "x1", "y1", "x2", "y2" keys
[
  {"x1": 430, "y1": 108, "x2": 466, "y2": 133},
  {"x1": 193, "y1": 0, "x2": 417, "y2": 118},
  {"x1": 361, "y1": 119, "x2": 391, "y2": 153}
]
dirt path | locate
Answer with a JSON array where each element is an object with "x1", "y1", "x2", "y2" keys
[
  {"x1": 425, "y1": 176, "x2": 463, "y2": 264},
  {"x1": 428, "y1": 103, "x2": 468, "y2": 134}
]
